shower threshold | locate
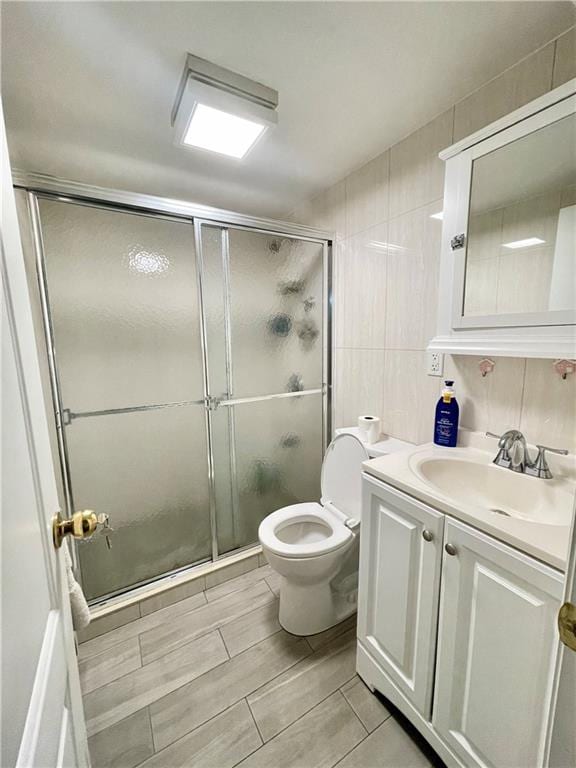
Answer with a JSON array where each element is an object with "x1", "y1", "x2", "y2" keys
[{"x1": 86, "y1": 543, "x2": 264, "y2": 622}]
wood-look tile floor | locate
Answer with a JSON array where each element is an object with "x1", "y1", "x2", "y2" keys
[{"x1": 80, "y1": 565, "x2": 436, "y2": 768}]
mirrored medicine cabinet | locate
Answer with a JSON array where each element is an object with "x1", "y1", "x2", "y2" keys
[{"x1": 430, "y1": 79, "x2": 576, "y2": 359}]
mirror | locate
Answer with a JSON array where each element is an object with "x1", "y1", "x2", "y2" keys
[{"x1": 463, "y1": 113, "x2": 576, "y2": 317}]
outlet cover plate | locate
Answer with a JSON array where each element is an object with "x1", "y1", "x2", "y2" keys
[{"x1": 427, "y1": 351, "x2": 444, "y2": 377}]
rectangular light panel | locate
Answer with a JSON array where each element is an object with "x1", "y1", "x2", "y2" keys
[
  {"x1": 183, "y1": 103, "x2": 266, "y2": 158},
  {"x1": 502, "y1": 237, "x2": 545, "y2": 249}
]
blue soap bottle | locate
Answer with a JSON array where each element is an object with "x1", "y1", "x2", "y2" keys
[{"x1": 433, "y1": 380, "x2": 459, "y2": 447}]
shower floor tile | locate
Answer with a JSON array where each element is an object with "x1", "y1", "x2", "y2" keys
[{"x1": 81, "y1": 565, "x2": 437, "y2": 768}]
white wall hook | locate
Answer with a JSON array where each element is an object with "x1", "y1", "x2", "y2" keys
[
  {"x1": 553, "y1": 359, "x2": 576, "y2": 380},
  {"x1": 479, "y1": 358, "x2": 495, "y2": 378}
]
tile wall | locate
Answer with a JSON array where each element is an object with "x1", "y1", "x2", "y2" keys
[{"x1": 290, "y1": 27, "x2": 576, "y2": 450}]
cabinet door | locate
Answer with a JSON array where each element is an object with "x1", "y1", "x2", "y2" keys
[
  {"x1": 434, "y1": 519, "x2": 563, "y2": 768},
  {"x1": 357, "y1": 476, "x2": 444, "y2": 717}
]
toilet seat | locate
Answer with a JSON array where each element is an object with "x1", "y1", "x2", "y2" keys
[
  {"x1": 258, "y1": 502, "x2": 353, "y2": 559},
  {"x1": 259, "y1": 433, "x2": 369, "y2": 560}
]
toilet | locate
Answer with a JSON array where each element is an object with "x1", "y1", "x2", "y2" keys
[{"x1": 258, "y1": 433, "x2": 369, "y2": 636}]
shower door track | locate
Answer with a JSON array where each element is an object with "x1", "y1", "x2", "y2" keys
[
  {"x1": 14, "y1": 170, "x2": 333, "y2": 242},
  {"x1": 19, "y1": 177, "x2": 333, "y2": 603}
]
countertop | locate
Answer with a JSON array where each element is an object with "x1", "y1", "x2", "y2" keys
[{"x1": 362, "y1": 430, "x2": 575, "y2": 572}]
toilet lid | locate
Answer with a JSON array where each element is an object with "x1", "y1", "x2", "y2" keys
[{"x1": 321, "y1": 434, "x2": 369, "y2": 520}]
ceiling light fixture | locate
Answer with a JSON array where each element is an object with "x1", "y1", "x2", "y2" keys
[
  {"x1": 172, "y1": 54, "x2": 278, "y2": 159},
  {"x1": 502, "y1": 237, "x2": 545, "y2": 249},
  {"x1": 184, "y1": 104, "x2": 265, "y2": 159}
]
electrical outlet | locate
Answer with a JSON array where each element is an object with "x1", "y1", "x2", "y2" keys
[{"x1": 427, "y1": 351, "x2": 444, "y2": 377}]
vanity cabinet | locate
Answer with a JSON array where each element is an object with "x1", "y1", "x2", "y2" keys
[
  {"x1": 433, "y1": 519, "x2": 563, "y2": 768},
  {"x1": 357, "y1": 473, "x2": 564, "y2": 768},
  {"x1": 357, "y1": 476, "x2": 444, "y2": 717}
]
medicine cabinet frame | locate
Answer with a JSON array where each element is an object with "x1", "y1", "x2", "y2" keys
[{"x1": 429, "y1": 79, "x2": 576, "y2": 359}]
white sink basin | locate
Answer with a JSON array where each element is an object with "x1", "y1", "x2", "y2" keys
[
  {"x1": 364, "y1": 435, "x2": 576, "y2": 569},
  {"x1": 410, "y1": 450, "x2": 573, "y2": 527}
]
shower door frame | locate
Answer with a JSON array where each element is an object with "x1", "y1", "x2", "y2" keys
[{"x1": 15, "y1": 171, "x2": 333, "y2": 599}]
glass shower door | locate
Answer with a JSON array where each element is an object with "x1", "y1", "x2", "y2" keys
[
  {"x1": 37, "y1": 198, "x2": 211, "y2": 600},
  {"x1": 198, "y1": 223, "x2": 327, "y2": 554}
]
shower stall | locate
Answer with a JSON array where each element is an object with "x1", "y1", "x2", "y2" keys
[{"x1": 17, "y1": 176, "x2": 331, "y2": 603}]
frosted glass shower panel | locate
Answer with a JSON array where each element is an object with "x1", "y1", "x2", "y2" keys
[
  {"x1": 38, "y1": 199, "x2": 204, "y2": 412},
  {"x1": 67, "y1": 406, "x2": 211, "y2": 600},
  {"x1": 229, "y1": 230, "x2": 324, "y2": 396},
  {"x1": 213, "y1": 393, "x2": 324, "y2": 554},
  {"x1": 202, "y1": 227, "x2": 325, "y2": 398}
]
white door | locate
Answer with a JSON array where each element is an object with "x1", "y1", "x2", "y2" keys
[
  {"x1": 1, "y1": 100, "x2": 90, "y2": 766},
  {"x1": 547, "y1": 496, "x2": 576, "y2": 768},
  {"x1": 433, "y1": 518, "x2": 564, "y2": 768},
  {"x1": 357, "y1": 476, "x2": 444, "y2": 717}
]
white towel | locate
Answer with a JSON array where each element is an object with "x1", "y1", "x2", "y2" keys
[{"x1": 63, "y1": 544, "x2": 91, "y2": 630}]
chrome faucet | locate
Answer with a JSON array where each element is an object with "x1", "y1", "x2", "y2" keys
[
  {"x1": 489, "y1": 429, "x2": 528, "y2": 473},
  {"x1": 487, "y1": 430, "x2": 568, "y2": 479}
]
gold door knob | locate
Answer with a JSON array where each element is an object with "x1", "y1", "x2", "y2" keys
[
  {"x1": 558, "y1": 602, "x2": 576, "y2": 652},
  {"x1": 52, "y1": 510, "x2": 99, "y2": 549}
]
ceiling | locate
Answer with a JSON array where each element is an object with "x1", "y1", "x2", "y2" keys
[{"x1": 2, "y1": 2, "x2": 574, "y2": 219}]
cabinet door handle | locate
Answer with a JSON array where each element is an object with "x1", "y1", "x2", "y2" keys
[
  {"x1": 445, "y1": 543, "x2": 457, "y2": 556},
  {"x1": 422, "y1": 530, "x2": 434, "y2": 542}
]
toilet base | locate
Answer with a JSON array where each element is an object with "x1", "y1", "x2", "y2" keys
[{"x1": 278, "y1": 578, "x2": 357, "y2": 636}]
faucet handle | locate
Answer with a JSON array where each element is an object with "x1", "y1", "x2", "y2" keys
[
  {"x1": 536, "y1": 444, "x2": 569, "y2": 456},
  {"x1": 486, "y1": 430, "x2": 524, "y2": 446},
  {"x1": 525, "y1": 444, "x2": 569, "y2": 479}
]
